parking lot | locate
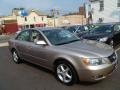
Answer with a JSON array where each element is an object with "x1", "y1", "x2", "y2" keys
[{"x1": 0, "y1": 46, "x2": 119, "y2": 90}]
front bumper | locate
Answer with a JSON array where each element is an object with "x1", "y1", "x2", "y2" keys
[{"x1": 77, "y1": 60, "x2": 118, "y2": 82}]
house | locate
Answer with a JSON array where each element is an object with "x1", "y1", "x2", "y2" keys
[
  {"x1": 12, "y1": 8, "x2": 48, "y2": 30},
  {"x1": 86, "y1": 0, "x2": 120, "y2": 23}
]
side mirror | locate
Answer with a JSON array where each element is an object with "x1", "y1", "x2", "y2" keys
[{"x1": 35, "y1": 40, "x2": 46, "y2": 45}]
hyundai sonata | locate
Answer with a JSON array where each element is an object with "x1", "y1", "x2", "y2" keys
[{"x1": 8, "y1": 28, "x2": 118, "y2": 85}]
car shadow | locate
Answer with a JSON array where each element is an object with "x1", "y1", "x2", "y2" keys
[{"x1": 77, "y1": 80, "x2": 103, "y2": 86}]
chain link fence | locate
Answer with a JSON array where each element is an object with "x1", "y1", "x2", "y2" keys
[{"x1": 0, "y1": 34, "x2": 15, "y2": 43}]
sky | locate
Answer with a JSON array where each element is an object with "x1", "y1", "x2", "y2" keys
[{"x1": 0, "y1": 0, "x2": 87, "y2": 16}]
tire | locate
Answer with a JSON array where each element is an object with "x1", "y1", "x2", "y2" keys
[
  {"x1": 55, "y1": 61, "x2": 78, "y2": 86},
  {"x1": 12, "y1": 50, "x2": 21, "y2": 64}
]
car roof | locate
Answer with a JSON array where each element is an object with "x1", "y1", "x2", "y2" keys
[
  {"x1": 86, "y1": 22, "x2": 120, "y2": 26},
  {"x1": 22, "y1": 27, "x2": 63, "y2": 32}
]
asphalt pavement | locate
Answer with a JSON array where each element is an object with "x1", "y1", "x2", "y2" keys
[{"x1": 0, "y1": 46, "x2": 120, "y2": 90}]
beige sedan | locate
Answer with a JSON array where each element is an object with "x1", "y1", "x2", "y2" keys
[{"x1": 8, "y1": 28, "x2": 118, "y2": 85}]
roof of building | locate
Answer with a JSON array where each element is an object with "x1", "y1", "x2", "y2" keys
[
  {"x1": 63, "y1": 12, "x2": 82, "y2": 16},
  {"x1": 28, "y1": 9, "x2": 47, "y2": 16},
  {"x1": 12, "y1": 8, "x2": 47, "y2": 16},
  {"x1": 89, "y1": 0, "x2": 100, "y2": 2}
]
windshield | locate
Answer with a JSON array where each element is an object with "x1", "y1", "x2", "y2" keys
[
  {"x1": 90, "y1": 25, "x2": 113, "y2": 34},
  {"x1": 77, "y1": 26, "x2": 89, "y2": 32},
  {"x1": 42, "y1": 29, "x2": 80, "y2": 45},
  {"x1": 67, "y1": 25, "x2": 88, "y2": 34}
]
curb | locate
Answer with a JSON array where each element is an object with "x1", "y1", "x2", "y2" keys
[{"x1": 0, "y1": 42, "x2": 8, "y2": 47}]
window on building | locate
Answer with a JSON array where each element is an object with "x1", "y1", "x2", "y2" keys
[
  {"x1": 98, "y1": 18, "x2": 103, "y2": 23},
  {"x1": 30, "y1": 24, "x2": 35, "y2": 28},
  {"x1": 42, "y1": 17, "x2": 44, "y2": 21},
  {"x1": 99, "y1": 0, "x2": 104, "y2": 11},
  {"x1": 26, "y1": 25, "x2": 29, "y2": 29},
  {"x1": 21, "y1": 25, "x2": 25, "y2": 29},
  {"x1": 34, "y1": 17, "x2": 36, "y2": 22},
  {"x1": 117, "y1": 0, "x2": 120, "y2": 7},
  {"x1": 25, "y1": 17, "x2": 27, "y2": 21}
]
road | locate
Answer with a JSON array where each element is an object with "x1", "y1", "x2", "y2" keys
[{"x1": 0, "y1": 46, "x2": 120, "y2": 90}]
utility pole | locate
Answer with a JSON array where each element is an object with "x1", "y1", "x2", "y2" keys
[{"x1": 50, "y1": 9, "x2": 59, "y2": 27}]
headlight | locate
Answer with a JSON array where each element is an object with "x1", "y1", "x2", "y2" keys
[
  {"x1": 83, "y1": 58, "x2": 106, "y2": 66},
  {"x1": 99, "y1": 37, "x2": 108, "y2": 42}
]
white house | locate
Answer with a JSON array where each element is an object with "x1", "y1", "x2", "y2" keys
[
  {"x1": 12, "y1": 8, "x2": 47, "y2": 30},
  {"x1": 86, "y1": 0, "x2": 120, "y2": 23}
]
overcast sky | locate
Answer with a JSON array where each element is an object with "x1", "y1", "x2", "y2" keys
[{"x1": 0, "y1": 0, "x2": 87, "y2": 16}]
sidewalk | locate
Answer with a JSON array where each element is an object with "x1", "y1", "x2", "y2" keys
[
  {"x1": 0, "y1": 34, "x2": 15, "y2": 47},
  {"x1": 0, "y1": 42, "x2": 8, "y2": 47}
]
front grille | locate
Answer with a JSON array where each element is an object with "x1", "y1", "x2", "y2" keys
[{"x1": 108, "y1": 53, "x2": 116, "y2": 63}]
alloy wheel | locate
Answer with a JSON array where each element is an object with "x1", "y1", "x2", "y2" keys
[{"x1": 57, "y1": 64, "x2": 72, "y2": 83}]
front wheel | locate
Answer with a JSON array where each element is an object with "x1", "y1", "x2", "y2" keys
[{"x1": 55, "y1": 61, "x2": 78, "y2": 86}]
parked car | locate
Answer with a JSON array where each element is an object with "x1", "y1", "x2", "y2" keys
[
  {"x1": 66, "y1": 25, "x2": 90, "y2": 37},
  {"x1": 8, "y1": 28, "x2": 117, "y2": 85},
  {"x1": 82, "y1": 23, "x2": 120, "y2": 48}
]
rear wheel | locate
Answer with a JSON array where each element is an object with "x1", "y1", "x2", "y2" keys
[
  {"x1": 55, "y1": 61, "x2": 78, "y2": 86},
  {"x1": 12, "y1": 50, "x2": 21, "y2": 64}
]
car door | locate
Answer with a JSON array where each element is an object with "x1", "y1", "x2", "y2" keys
[
  {"x1": 27, "y1": 30, "x2": 51, "y2": 67},
  {"x1": 113, "y1": 24, "x2": 120, "y2": 46},
  {"x1": 15, "y1": 30, "x2": 31, "y2": 60}
]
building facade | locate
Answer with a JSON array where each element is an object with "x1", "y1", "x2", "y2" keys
[
  {"x1": 0, "y1": 16, "x2": 18, "y2": 34},
  {"x1": 12, "y1": 8, "x2": 47, "y2": 30},
  {"x1": 0, "y1": 8, "x2": 48, "y2": 33},
  {"x1": 58, "y1": 14, "x2": 86, "y2": 26},
  {"x1": 86, "y1": 0, "x2": 120, "y2": 23}
]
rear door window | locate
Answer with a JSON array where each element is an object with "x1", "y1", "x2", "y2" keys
[{"x1": 16, "y1": 30, "x2": 30, "y2": 41}]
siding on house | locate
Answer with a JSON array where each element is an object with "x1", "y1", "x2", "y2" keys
[
  {"x1": 16, "y1": 10, "x2": 47, "y2": 30},
  {"x1": 89, "y1": 0, "x2": 120, "y2": 23}
]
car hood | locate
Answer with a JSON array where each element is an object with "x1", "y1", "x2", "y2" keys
[
  {"x1": 56, "y1": 40, "x2": 113, "y2": 58},
  {"x1": 82, "y1": 33, "x2": 110, "y2": 40}
]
